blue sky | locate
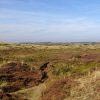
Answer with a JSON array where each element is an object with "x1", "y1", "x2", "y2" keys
[{"x1": 0, "y1": 0, "x2": 100, "y2": 42}]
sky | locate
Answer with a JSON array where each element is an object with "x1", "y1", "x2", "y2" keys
[{"x1": 0, "y1": 0, "x2": 100, "y2": 42}]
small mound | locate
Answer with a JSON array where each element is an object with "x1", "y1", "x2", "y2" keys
[
  {"x1": 42, "y1": 77, "x2": 77, "y2": 100},
  {"x1": 0, "y1": 62, "x2": 50, "y2": 100}
]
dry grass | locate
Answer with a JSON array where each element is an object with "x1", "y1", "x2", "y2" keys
[{"x1": 0, "y1": 43, "x2": 100, "y2": 100}]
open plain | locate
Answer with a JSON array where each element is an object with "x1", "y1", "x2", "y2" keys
[{"x1": 0, "y1": 43, "x2": 100, "y2": 100}]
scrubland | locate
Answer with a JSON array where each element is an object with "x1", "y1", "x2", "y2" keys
[{"x1": 0, "y1": 43, "x2": 100, "y2": 100}]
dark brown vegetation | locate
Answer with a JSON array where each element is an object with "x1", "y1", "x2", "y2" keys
[
  {"x1": 42, "y1": 77, "x2": 78, "y2": 100},
  {"x1": 0, "y1": 92, "x2": 27, "y2": 100},
  {"x1": 0, "y1": 62, "x2": 50, "y2": 100}
]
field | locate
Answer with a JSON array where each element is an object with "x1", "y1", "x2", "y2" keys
[{"x1": 0, "y1": 43, "x2": 100, "y2": 100}]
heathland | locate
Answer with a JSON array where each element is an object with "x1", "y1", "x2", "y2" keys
[{"x1": 0, "y1": 43, "x2": 100, "y2": 100}]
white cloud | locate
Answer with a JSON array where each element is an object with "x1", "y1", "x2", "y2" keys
[{"x1": 0, "y1": 8, "x2": 100, "y2": 42}]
